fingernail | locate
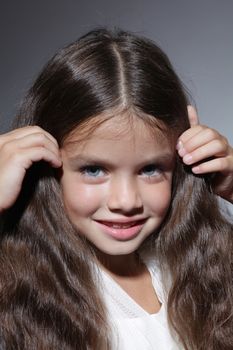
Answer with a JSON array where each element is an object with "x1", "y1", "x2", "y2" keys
[
  {"x1": 192, "y1": 166, "x2": 200, "y2": 173},
  {"x1": 176, "y1": 140, "x2": 187, "y2": 157},
  {"x1": 176, "y1": 140, "x2": 183, "y2": 150},
  {"x1": 178, "y1": 147, "x2": 186, "y2": 157},
  {"x1": 183, "y1": 154, "x2": 193, "y2": 164}
]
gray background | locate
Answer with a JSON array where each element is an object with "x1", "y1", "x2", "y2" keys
[
  {"x1": 0, "y1": 0, "x2": 232, "y2": 212},
  {"x1": 0, "y1": 0, "x2": 232, "y2": 136}
]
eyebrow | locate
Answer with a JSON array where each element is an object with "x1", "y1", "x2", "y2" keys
[{"x1": 67, "y1": 152, "x2": 175, "y2": 169}]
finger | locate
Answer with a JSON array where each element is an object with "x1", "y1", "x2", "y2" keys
[
  {"x1": 191, "y1": 156, "x2": 233, "y2": 174},
  {"x1": 177, "y1": 125, "x2": 206, "y2": 154},
  {"x1": 0, "y1": 126, "x2": 59, "y2": 148},
  {"x1": 1, "y1": 133, "x2": 61, "y2": 164},
  {"x1": 178, "y1": 128, "x2": 225, "y2": 157},
  {"x1": 178, "y1": 125, "x2": 205, "y2": 145},
  {"x1": 182, "y1": 139, "x2": 228, "y2": 165},
  {"x1": 13, "y1": 147, "x2": 62, "y2": 169},
  {"x1": 187, "y1": 105, "x2": 199, "y2": 127},
  {"x1": 16, "y1": 133, "x2": 61, "y2": 159}
]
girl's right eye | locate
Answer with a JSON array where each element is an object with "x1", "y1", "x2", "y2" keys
[
  {"x1": 140, "y1": 164, "x2": 163, "y2": 178},
  {"x1": 80, "y1": 165, "x2": 105, "y2": 178}
]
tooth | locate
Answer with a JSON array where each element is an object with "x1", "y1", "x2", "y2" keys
[
  {"x1": 111, "y1": 223, "x2": 134, "y2": 229},
  {"x1": 101, "y1": 221, "x2": 139, "y2": 229}
]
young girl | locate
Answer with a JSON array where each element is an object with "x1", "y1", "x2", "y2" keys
[{"x1": 0, "y1": 28, "x2": 232, "y2": 350}]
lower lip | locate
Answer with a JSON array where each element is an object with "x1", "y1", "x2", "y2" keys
[{"x1": 94, "y1": 220, "x2": 146, "y2": 241}]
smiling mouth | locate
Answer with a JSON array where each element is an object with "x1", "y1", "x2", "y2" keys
[
  {"x1": 94, "y1": 219, "x2": 147, "y2": 240},
  {"x1": 97, "y1": 220, "x2": 146, "y2": 229}
]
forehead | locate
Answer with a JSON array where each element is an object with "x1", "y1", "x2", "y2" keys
[{"x1": 63, "y1": 112, "x2": 173, "y2": 153}]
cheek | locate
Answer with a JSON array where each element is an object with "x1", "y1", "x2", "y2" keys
[
  {"x1": 144, "y1": 182, "x2": 172, "y2": 215},
  {"x1": 62, "y1": 181, "x2": 104, "y2": 217}
]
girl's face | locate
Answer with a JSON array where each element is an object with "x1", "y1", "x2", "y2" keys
[{"x1": 60, "y1": 114, "x2": 175, "y2": 256}]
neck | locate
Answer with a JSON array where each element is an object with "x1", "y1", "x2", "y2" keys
[{"x1": 95, "y1": 250, "x2": 144, "y2": 277}]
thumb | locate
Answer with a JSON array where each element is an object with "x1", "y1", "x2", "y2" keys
[{"x1": 187, "y1": 105, "x2": 199, "y2": 127}]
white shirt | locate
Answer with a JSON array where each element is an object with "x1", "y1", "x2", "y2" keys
[{"x1": 98, "y1": 256, "x2": 182, "y2": 350}]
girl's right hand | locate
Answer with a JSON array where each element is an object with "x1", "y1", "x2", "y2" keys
[{"x1": 0, "y1": 126, "x2": 62, "y2": 213}]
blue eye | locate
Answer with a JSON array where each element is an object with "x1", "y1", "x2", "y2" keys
[
  {"x1": 81, "y1": 165, "x2": 105, "y2": 177},
  {"x1": 141, "y1": 164, "x2": 162, "y2": 177}
]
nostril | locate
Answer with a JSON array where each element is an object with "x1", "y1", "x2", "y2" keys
[
  {"x1": 107, "y1": 195, "x2": 142, "y2": 212},
  {"x1": 107, "y1": 179, "x2": 143, "y2": 213}
]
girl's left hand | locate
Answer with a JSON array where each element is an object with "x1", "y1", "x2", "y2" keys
[{"x1": 177, "y1": 106, "x2": 233, "y2": 203}]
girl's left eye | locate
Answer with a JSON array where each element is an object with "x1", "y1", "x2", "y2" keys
[
  {"x1": 80, "y1": 165, "x2": 105, "y2": 178},
  {"x1": 140, "y1": 164, "x2": 162, "y2": 177}
]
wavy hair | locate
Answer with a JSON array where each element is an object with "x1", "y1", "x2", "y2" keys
[{"x1": 0, "y1": 28, "x2": 232, "y2": 349}]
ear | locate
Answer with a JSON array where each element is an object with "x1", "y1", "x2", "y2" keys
[{"x1": 187, "y1": 105, "x2": 199, "y2": 127}]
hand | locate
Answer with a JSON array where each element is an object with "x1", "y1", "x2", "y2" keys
[
  {"x1": 177, "y1": 106, "x2": 233, "y2": 203},
  {"x1": 0, "y1": 126, "x2": 62, "y2": 212}
]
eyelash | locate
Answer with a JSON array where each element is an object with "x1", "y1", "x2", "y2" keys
[
  {"x1": 140, "y1": 164, "x2": 163, "y2": 177},
  {"x1": 79, "y1": 164, "x2": 164, "y2": 178},
  {"x1": 80, "y1": 165, "x2": 106, "y2": 178}
]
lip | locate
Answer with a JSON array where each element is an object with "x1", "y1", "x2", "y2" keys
[{"x1": 94, "y1": 218, "x2": 147, "y2": 241}]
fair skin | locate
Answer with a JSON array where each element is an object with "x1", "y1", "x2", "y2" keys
[
  {"x1": 60, "y1": 116, "x2": 174, "y2": 257},
  {"x1": 178, "y1": 106, "x2": 233, "y2": 203},
  {"x1": 0, "y1": 107, "x2": 232, "y2": 212},
  {"x1": 0, "y1": 107, "x2": 232, "y2": 313},
  {"x1": 60, "y1": 115, "x2": 174, "y2": 313}
]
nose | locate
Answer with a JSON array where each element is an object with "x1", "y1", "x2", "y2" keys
[{"x1": 107, "y1": 176, "x2": 143, "y2": 214}]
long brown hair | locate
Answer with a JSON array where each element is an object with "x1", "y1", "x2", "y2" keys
[{"x1": 0, "y1": 28, "x2": 232, "y2": 349}]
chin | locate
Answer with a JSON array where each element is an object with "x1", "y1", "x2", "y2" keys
[{"x1": 94, "y1": 240, "x2": 142, "y2": 256}]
